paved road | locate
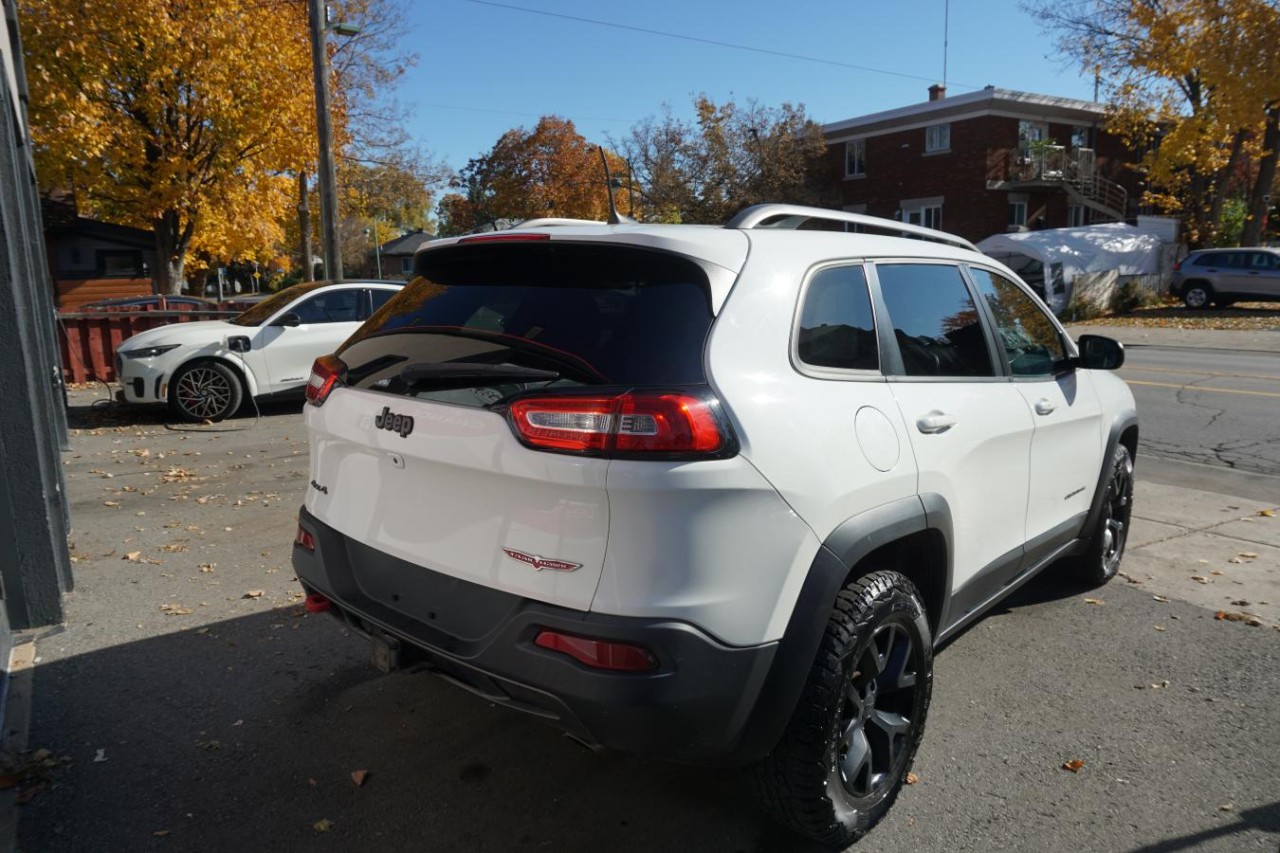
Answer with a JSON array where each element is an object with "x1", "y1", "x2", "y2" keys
[
  {"x1": 16, "y1": 392, "x2": 1280, "y2": 853},
  {"x1": 1118, "y1": 346, "x2": 1280, "y2": 477}
]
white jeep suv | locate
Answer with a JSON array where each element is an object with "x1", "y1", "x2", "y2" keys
[{"x1": 292, "y1": 206, "x2": 1137, "y2": 847}]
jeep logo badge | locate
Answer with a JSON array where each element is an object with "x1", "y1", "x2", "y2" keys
[{"x1": 374, "y1": 406, "x2": 414, "y2": 438}]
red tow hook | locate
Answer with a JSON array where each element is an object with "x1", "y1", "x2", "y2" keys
[{"x1": 305, "y1": 593, "x2": 332, "y2": 613}]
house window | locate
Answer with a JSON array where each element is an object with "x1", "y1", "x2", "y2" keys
[
  {"x1": 98, "y1": 250, "x2": 142, "y2": 278},
  {"x1": 842, "y1": 204, "x2": 868, "y2": 232},
  {"x1": 925, "y1": 123, "x2": 951, "y2": 153},
  {"x1": 1071, "y1": 126, "x2": 1090, "y2": 150},
  {"x1": 400, "y1": 256, "x2": 413, "y2": 274},
  {"x1": 1008, "y1": 201, "x2": 1028, "y2": 228},
  {"x1": 1067, "y1": 205, "x2": 1086, "y2": 227},
  {"x1": 900, "y1": 198, "x2": 943, "y2": 230},
  {"x1": 1018, "y1": 120, "x2": 1047, "y2": 158},
  {"x1": 845, "y1": 139, "x2": 866, "y2": 177}
]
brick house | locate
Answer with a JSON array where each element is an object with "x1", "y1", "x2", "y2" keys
[{"x1": 822, "y1": 85, "x2": 1142, "y2": 244}]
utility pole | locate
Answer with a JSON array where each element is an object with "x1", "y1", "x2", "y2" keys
[
  {"x1": 308, "y1": 0, "x2": 343, "y2": 281},
  {"x1": 297, "y1": 171, "x2": 313, "y2": 281},
  {"x1": 372, "y1": 220, "x2": 382, "y2": 279}
]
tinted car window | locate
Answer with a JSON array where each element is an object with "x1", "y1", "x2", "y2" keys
[
  {"x1": 370, "y1": 288, "x2": 397, "y2": 313},
  {"x1": 229, "y1": 281, "x2": 329, "y2": 326},
  {"x1": 968, "y1": 267, "x2": 1065, "y2": 377},
  {"x1": 1194, "y1": 253, "x2": 1224, "y2": 267},
  {"x1": 877, "y1": 264, "x2": 995, "y2": 378},
  {"x1": 339, "y1": 243, "x2": 714, "y2": 403},
  {"x1": 1248, "y1": 252, "x2": 1279, "y2": 271},
  {"x1": 796, "y1": 265, "x2": 878, "y2": 371},
  {"x1": 292, "y1": 288, "x2": 361, "y2": 324}
]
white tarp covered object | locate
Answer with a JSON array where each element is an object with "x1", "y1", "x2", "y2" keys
[{"x1": 977, "y1": 223, "x2": 1168, "y2": 314}]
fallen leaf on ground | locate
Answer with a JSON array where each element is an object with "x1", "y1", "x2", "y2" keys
[
  {"x1": 1191, "y1": 576, "x2": 1209, "y2": 584},
  {"x1": 1150, "y1": 680, "x2": 1170, "y2": 689},
  {"x1": 242, "y1": 590, "x2": 264, "y2": 599},
  {"x1": 103, "y1": 501, "x2": 120, "y2": 508},
  {"x1": 905, "y1": 772, "x2": 919, "y2": 785},
  {"x1": 351, "y1": 769, "x2": 368, "y2": 787},
  {"x1": 160, "y1": 604, "x2": 193, "y2": 616},
  {"x1": 1152, "y1": 595, "x2": 1169, "y2": 603},
  {"x1": 1083, "y1": 598, "x2": 1104, "y2": 605},
  {"x1": 1258, "y1": 509, "x2": 1276, "y2": 517},
  {"x1": 313, "y1": 819, "x2": 333, "y2": 833},
  {"x1": 1154, "y1": 626, "x2": 1166, "y2": 632},
  {"x1": 123, "y1": 552, "x2": 141, "y2": 562},
  {"x1": 1062, "y1": 759, "x2": 1085, "y2": 773},
  {"x1": 153, "y1": 830, "x2": 171, "y2": 837},
  {"x1": 1215, "y1": 611, "x2": 1263, "y2": 626},
  {"x1": 196, "y1": 740, "x2": 221, "y2": 751},
  {"x1": 93, "y1": 749, "x2": 107, "y2": 762},
  {"x1": 1238, "y1": 552, "x2": 1258, "y2": 559},
  {"x1": 1218, "y1": 803, "x2": 1234, "y2": 812},
  {"x1": 199, "y1": 563, "x2": 216, "y2": 573}
]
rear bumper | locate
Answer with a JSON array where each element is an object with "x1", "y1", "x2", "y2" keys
[{"x1": 292, "y1": 506, "x2": 781, "y2": 764}]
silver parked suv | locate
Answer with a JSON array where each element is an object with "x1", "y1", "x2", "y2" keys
[{"x1": 1171, "y1": 247, "x2": 1280, "y2": 308}]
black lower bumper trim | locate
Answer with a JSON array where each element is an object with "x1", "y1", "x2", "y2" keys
[{"x1": 292, "y1": 506, "x2": 780, "y2": 764}]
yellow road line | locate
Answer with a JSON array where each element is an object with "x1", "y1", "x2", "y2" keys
[
  {"x1": 1121, "y1": 364, "x2": 1280, "y2": 383},
  {"x1": 1125, "y1": 379, "x2": 1280, "y2": 399}
]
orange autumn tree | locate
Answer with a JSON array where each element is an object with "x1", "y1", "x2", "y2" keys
[
  {"x1": 447, "y1": 116, "x2": 631, "y2": 233},
  {"x1": 20, "y1": 0, "x2": 319, "y2": 292}
]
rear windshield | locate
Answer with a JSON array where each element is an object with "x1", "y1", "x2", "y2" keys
[{"x1": 338, "y1": 242, "x2": 714, "y2": 405}]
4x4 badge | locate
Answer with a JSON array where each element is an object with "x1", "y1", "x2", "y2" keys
[{"x1": 502, "y1": 548, "x2": 581, "y2": 572}]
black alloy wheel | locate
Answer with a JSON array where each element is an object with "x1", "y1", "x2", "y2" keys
[
  {"x1": 1068, "y1": 443, "x2": 1134, "y2": 586},
  {"x1": 755, "y1": 571, "x2": 933, "y2": 848}
]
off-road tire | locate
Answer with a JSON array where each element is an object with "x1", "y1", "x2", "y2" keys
[
  {"x1": 753, "y1": 571, "x2": 933, "y2": 848},
  {"x1": 169, "y1": 360, "x2": 244, "y2": 423},
  {"x1": 1065, "y1": 443, "x2": 1134, "y2": 587}
]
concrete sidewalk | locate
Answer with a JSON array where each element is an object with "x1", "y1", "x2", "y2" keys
[
  {"x1": 1066, "y1": 323, "x2": 1280, "y2": 353},
  {"x1": 1125, "y1": 480, "x2": 1280, "y2": 627}
]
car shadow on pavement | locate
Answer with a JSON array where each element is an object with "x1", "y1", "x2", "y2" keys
[
  {"x1": 19, "y1": 608, "x2": 822, "y2": 853},
  {"x1": 66, "y1": 393, "x2": 304, "y2": 431},
  {"x1": 1127, "y1": 801, "x2": 1280, "y2": 852}
]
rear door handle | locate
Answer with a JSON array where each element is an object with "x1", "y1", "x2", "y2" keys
[
  {"x1": 916, "y1": 411, "x2": 958, "y2": 434},
  {"x1": 1034, "y1": 398, "x2": 1056, "y2": 416}
]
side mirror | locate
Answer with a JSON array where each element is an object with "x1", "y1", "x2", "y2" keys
[
  {"x1": 1077, "y1": 334, "x2": 1125, "y2": 370},
  {"x1": 271, "y1": 312, "x2": 302, "y2": 328}
]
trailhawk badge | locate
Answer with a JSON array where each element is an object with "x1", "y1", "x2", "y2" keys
[{"x1": 502, "y1": 548, "x2": 581, "y2": 572}]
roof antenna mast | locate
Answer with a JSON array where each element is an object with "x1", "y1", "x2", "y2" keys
[{"x1": 598, "y1": 146, "x2": 635, "y2": 225}]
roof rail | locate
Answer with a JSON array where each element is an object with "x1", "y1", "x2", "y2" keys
[
  {"x1": 725, "y1": 204, "x2": 978, "y2": 252},
  {"x1": 514, "y1": 217, "x2": 607, "y2": 229}
]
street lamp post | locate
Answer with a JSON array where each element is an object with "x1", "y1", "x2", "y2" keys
[{"x1": 308, "y1": 0, "x2": 343, "y2": 281}]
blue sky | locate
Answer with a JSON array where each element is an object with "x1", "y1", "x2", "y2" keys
[{"x1": 396, "y1": 1, "x2": 1096, "y2": 171}]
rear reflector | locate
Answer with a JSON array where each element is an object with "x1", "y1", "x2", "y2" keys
[
  {"x1": 1171, "y1": 259, "x2": 1182, "y2": 271},
  {"x1": 304, "y1": 593, "x2": 331, "y2": 613},
  {"x1": 305, "y1": 355, "x2": 345, "y2": 406},
  {"x1": 508, "y1": 393, "x2": 726, "y2": 456},
  {"x1": 534, "y1": 629, "x2": 657, "y2": 672},
  {"x1": 294, "y1": 525, "x2": 316, "y2": 552}
]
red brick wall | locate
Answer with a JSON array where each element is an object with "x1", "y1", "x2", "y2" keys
[{"x1": 826, "y1": 113, "x2": 1141, "y2": 242}]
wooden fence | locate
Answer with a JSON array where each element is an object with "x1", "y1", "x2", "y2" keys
[{"x1": 57, "y1": 306, "x2": 237, "y2": 384}]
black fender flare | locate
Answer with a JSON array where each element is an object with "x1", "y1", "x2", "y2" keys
[
  {"x1": 729, "y1": 495, "x2": 952, "y2": 763},
  {"x1": 1074, "y1": 414, "x2": 1139, "y2": 553}
]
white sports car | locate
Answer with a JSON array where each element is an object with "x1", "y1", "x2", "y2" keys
[{"x1": 115, "y1": 279, "x2": 403, "y2": 421}]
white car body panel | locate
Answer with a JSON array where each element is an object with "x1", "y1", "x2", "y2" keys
[{"x1": 304, "y1": 387, "x2": 611, "y2": 613}]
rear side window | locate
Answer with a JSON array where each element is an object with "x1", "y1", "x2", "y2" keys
[
  {"x1": 339, "y1": 243, "x2": 714, "y2": 399},
  {"x1": 796, "y1": 265, "x2": 878, "y2": 371},
  {"x1": 876, "y1": 264, "x2": 995, "y2": 378}
]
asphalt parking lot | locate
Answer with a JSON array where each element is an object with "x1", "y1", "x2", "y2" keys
[{"x1": 13, "y1": 389, "x2": 1280, "y2": 852}]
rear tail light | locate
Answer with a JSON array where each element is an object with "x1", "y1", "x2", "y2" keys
[
  {"x1": 1171, "y1": 259, "x2": 1182, "y2": 271},
  {"x1": 305, "y1": 355, "x2": 345, "y2": 406},
  {"x1": 294, "y1": 525, "x2": 316, "y2": 552},
  {"x1": 534, "y1": 629, "x2": 657, "y2": 672},
  {"x1": 507, "y1": 392, "x2": 729, "y2": 457}
]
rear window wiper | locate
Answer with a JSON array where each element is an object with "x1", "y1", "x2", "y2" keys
[{"x1": 398, "y1": 361, "x2": 560, "y2": 388}]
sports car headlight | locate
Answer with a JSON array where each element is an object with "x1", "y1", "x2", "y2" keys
[{"x1": 119, "y1": 344, "x2": 181, "y2": 359}]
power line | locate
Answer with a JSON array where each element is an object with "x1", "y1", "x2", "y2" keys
[
  {"x1": 465, "y1": 0, "x2": 978, "y2": 89},
  {"x1": 405, "y1": 100, "x2": 632, "y2": 123}
]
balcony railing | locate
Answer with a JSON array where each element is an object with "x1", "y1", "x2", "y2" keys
[{"x1": 993, "y1": 146, "x2": 1128, "y2": 221}]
